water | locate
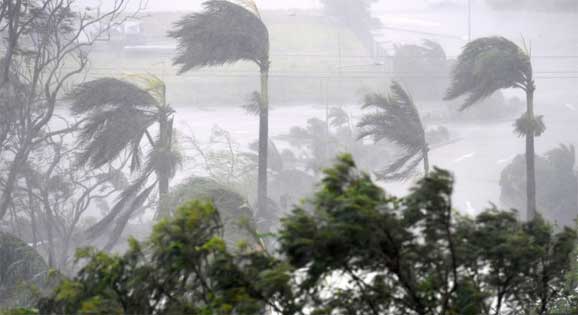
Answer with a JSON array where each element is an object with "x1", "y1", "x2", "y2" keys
[{"x1": 174, "y1": 101, "x2": 578, "y2": 218}]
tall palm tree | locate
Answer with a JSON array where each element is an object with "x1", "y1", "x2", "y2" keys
[
  {"x1": 169, "y1": 0, "x2": 270, "y2": 217},
  {"x1": 444, "y1": 36, "x2": 542, "y2": 220},
  {"x1": 68, "y1": 75, "x2": 181, "y2": 249},
  {"x1": 358, "y1": 81, "x2": 429, "y2": 180}
]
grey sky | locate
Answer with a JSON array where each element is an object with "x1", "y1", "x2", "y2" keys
[
  {"x1": 93, "y1": 0, "x2": 469, "y2": 12},
  {"x1": 141, "y1": 0, "x2": 322, "y2": 11}
]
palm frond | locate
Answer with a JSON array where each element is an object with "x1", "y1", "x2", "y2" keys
[
  {"x1": 375, "y1": 148, "x2": 424, "y2": 181},
  {"x1": 328, "y1": 107, "x2": 350, "y2": 128},
  {"x1": 358, "y1": 81, "x2": 425, "y2": 150},
  {"x1": 103, "y1": 182, "x2": 157, "y2": 251},
  {"x1": 75, "y1": 106, "x2": 156, "y2": 169},
  {"x1": 68, "y1": 78, "x2": 158, "y2": 115},
  {"x1": 422, "y1": 39, "x2": 447, "y2": 60},
  {"x1": 169, "y1": 0, "x2": 270, "y2": 73},
  {"x1": 359, "y1": 81, "x2": 428, "y2": 181},
  {"x1": 123, "y1": 73, "x2": 167, "y2": 107},
  {"x1": 444, "y1": 36, "x2": 532, "y2": 110},
  {"x1": 83, "y1": 171, "x2": 154, "y2": 241},
  {"x1": 513, "y1": 113, "x2": 545, "y2": 137}
]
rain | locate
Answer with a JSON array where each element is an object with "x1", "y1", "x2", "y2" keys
[{"x1": 1, "y1": 0, "x2": 578, "y2": 314}]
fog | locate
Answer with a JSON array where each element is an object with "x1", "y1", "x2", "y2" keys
[{"x1": 1, "y1": 0, "x2": 578, "y2": 312}]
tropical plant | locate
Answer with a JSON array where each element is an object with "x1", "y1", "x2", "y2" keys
[
  {"x1": 33, "y1": 155, "x2": 578, "y2": 315},
  {"x1": 0, "y1": 0, "x2": 135, "y2": 222},
  {"x1": 445, "y1": 36, "x2": 541, "y2": 220},
  {"x1": 68, "y1": 74, "x2": 181, "y2": 250},
  {"x1": 358, "y1": 81, "x2": 429, "y2": 180},
  {"x1": 169, "y1": 0, "x2": 271, "y2": 219}
]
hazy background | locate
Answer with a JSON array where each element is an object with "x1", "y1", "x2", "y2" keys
[{"x1": 74, "y1": 0, "x2": 578, "y2": 215}]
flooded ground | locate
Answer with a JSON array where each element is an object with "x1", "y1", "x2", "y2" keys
[{"x1": 170, "y1": 100, "x2": 578, "y2": 219}]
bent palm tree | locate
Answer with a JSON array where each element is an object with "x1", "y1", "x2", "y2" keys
[
  {"x1": 169, "y1": 0, "x2": 270, "y2": 217},
  {"x1": 358, "y1": 81, "x2": 429, "y2": 180},
  {"x1": 69, "y1": 75, "x2": 181, "y2": 249},
  {"x1": 444, "y1": 36, "x2": 541, "y2": 220}
]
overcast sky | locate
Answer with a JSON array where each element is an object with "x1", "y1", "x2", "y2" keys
[
  {"x1": 89, "y1": 0, "x2": 469, "y2": 12},
  {"x1": 139, "y1": 0, "x2": 322, "y2": 11}
]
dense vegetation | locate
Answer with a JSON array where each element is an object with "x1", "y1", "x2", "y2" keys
[
  {"x1": 3, "y1": 155, "x2": 572, "y2": 315},
  {"x1": 1, "y1": 0, "x2": 577, "y2": 314}
]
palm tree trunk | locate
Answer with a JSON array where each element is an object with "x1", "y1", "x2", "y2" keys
[
  {"x1": 526, "y1": 86, "x2": 537, "y2": 221},
  {"x1": 157, "y1": 111, "x2": 170, "y2": 218},
  {"x1": 257, "y1": 63, "x2": 270, "y2": 218},
  {"x1": 423, "y1": 146, "x2": 430, "y2": 176}
]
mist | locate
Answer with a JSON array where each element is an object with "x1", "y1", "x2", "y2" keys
[{"x1": 1, "y1": 0, "x2": 578, "y2": 313}]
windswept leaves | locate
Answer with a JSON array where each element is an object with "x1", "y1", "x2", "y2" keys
[
  {"x1": 445, "y1": 36, "x2": 532, "y2": 109},
  {"x1": 358, "y1": 81, "x2": 428, "y2": 180},
  {"x1": 68, "y1": 78, "x2": 158, "y2": 115},
  {"x1": 68, "y1": 78, "x2": 161, "y2": 170},
  {"x1": 169, "y1": 0, "x2": 270, "y2": 73}
]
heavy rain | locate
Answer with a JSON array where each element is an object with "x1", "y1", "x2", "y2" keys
[{"x1": 1, "y1": 0, "x2": 578, "y2": 314}]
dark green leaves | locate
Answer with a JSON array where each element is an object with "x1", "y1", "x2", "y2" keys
[{"x1": 35, "y1": 155, "x2": 578, "y2": 315}]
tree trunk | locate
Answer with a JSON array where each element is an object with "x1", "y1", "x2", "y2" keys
[
  {"x1": 0, "y1": 144, "x2": 31, "y2": 220},
  {"x1": 423, "y1": 146, "x2": 430, "y2": 176},
  {"x1": 157, "y1": 109, "x2": 170, "y2": 218},
  {"x1": 257, "y1": 63, "x2": 270, "y2": 218},
  {"x1": 526, "y1": 86, "x2": 537, "y2": 221}
]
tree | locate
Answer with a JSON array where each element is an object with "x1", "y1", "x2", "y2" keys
[
  {"x1": 444, "y1": 36, "x2": 542, "y2": 220},
  {"x1": 33, "y1": 155, "x2": 578, "y2": 315},
  {"x1": 0, "y1": 0, "x2": 140, "y2": 222},
  {"x1": 5, "y1": 125, "x2": 126, "y2": 270},
  {"x1": 67, "y1": 75, "x2": 181, "y2": 250},
  {"x1": 358, "y1": 81, "x2": 430, "y2": 180},
  {"x1": 169, "y1": 0, "x2": 271, "y2": 220}
]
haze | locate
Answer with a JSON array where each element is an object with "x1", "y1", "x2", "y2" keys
[{"x1": 1, "y1": 0, "x2": 578, "y2": 313}]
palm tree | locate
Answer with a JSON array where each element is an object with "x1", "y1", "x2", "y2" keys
[
  {"x1": 444, "y1": 36, "x2": 542, "y2": 220},
  {"x1": 68, "y1": 75, "x2": 181, "y2": 249},
  {"x1": 169, "y1": 0, "x2": 270, "y2": 217},
  {"x1": 358, "y1": 81, "x2": 429, "y2": 180}
]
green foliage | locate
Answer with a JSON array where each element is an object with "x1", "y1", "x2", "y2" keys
[
  {"x1": 161, "y1": 177, "x2": 259, "y2": 249},
  {"x1": 32, "y1": 155, "x2": 578, "y2": 315},
  {"x1": 37, "y1": 201, "x2": 288, "y2": 315},
  {"x1": 279, "y1": 154, "x2": 577, "y2": 314}
]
